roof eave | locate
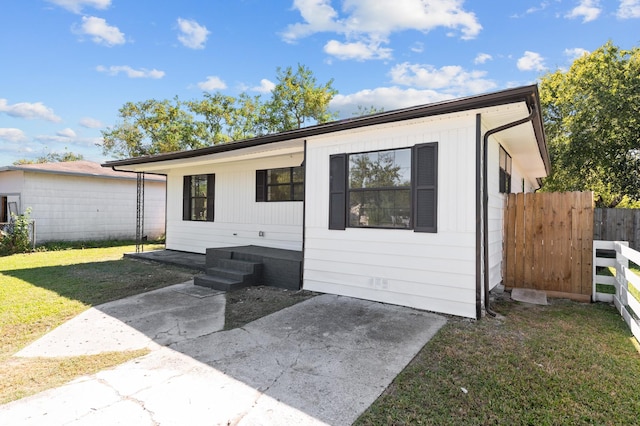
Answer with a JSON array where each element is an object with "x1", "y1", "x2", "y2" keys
[{"x1": 103, "y1": 84, "x2": 548, "y2": 169}]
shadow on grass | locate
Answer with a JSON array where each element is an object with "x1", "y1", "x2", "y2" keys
[{"x1": 3, "y1": 259, "x2": 199, "y2": 307}]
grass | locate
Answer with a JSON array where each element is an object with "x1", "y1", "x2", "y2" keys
[
  {"x1": 3, "y1": 243, "x2": 640, "y2": 423},
  {"x1": 0, "y1": 243, "x2": 199, "y2": 404},
  {"x1": 356, "y1": 298, "x2": 640, "y2": 425}
]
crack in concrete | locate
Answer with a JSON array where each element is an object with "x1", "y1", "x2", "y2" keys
[{"x1": 73, "y1": 377, "x2": 161, "y2": 426}]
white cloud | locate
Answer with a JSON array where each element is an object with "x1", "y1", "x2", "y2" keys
[
  {"x1": 389, "y1": 62, "x2": 497, "y2": 95},
  {"x1": 566, "y1": 0, "x2": 601, "y2": 22},
  {"x1": 617, "y1": 0, "x2": 640, "y2": 18},
  {"x1": 251, "y1": 79, "x2": 276, "y2": 93},
  {"x1": 0, "y1": 99, "x2": 62, "y2": 122},
  {"x1": 197, "y1": 76, "x2": 227, "y2": 91},
  {"x1": 46, "y1": 0, "x2": 110, "y2": 14},
  {"x1": 96, "y1": 65, "x2": 165, "y2": 79},
  {"x1": 75, "y1": 16, "x2": 125, "y2": 46},
  {"x1": 564, "y1": 47, "x2": 589, "y2": 60},
  {"x1": 282, "y1": 0, "x2": 481, "y2": 60},
  {"x1": 177, "y1": 18, "x2": 210, "y2": 49},
  {"x1": 517, "y1": 51, "x2": 546, "y2": 71},
  {"x1": 410, "y1": 42, "x2": 424, "y2": 53},
  {"x1": 0, "y1": 128, "x2": 28, "y2": 143},
  {"x1": 324, "y1": 39, "x2": 392, "y2": 60},
  {"x1": 330, "y1": 86, "x2": 454, "y2": 118},
  {"x1": 474, "y1": 53, "x2": 493, "y2": 64},
  {"x1": 79, "y1": 117, "x2": 103, "y2": 128},
  {"x1": 56, "y1": 128, "x2": 77, "y2": 138}
]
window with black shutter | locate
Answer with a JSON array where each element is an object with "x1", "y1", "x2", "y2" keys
[
  {"x1": 255, "y1": 167, "x2": 304, "y2": 202},
  {"x1": 182, "y1": 174, "x2": 215, "y2": 221},
  {"x1": 328, "y1": 143, "x2": 437, "y2": 233}
]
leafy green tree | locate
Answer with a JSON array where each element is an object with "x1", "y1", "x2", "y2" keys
[
  {"x1": 101, "y1": 65, "x2": 338, "y2": 159},
  {"x1": 13, "y1": 151, "x2": 84, "y2": 165},
  {"x1": 353, "y1": 105, "x2": 385, "y2": 117},
  {"x1": 102, "y1": 97, "x2": 206, "y2": 158},
  {"x1": 539, "y1": 41, "x2": 640, "y2": 207},
  {"x1": 264, "y1": 64, "x2": 337, "y2": 132}
]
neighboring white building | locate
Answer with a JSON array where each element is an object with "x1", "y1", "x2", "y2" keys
[
  {"x1": 0, "y1": 160, "x2": 166, "y2": 242},
  {"x1": 104, "y1": 85, "x2": 550, "y2": 319}
]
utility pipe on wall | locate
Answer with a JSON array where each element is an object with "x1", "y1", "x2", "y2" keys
[{"x1": 482, "y1": 102, "x2": 537, "y2": 317}]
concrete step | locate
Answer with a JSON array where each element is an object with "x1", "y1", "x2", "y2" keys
[
  {"x1": 206, "y1": 267, "x2": 256, "y2": 285},
  {"x1": 216, "y1": 258, "x2": 263, "y2": 274},
  {"x1": 194, "y1": 274, "x2": 252, "y2": 292}
]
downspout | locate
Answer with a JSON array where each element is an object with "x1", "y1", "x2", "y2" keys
[
  {"x1": 301, "y1": 139, "x2": 307, "y2": 290},
  {"x1": 482, "y1": 102, "x2": 537, "y2": 317}
]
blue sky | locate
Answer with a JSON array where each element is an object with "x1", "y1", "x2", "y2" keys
[{"x1": 1, "y1": 0, "x2": 639, "y2": 165}]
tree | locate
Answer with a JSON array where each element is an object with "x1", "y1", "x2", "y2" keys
[
  {"x1": 102, "y1": 97, "x2": 206, "y2": 158},
  {"x1": 264, "y1": 64, "x2": 337, "y2": 133},
  {"x1": 102, "y1": 65, "x2": 338, "y2": 159},
  {"x1": 539, "y1": 41, "x2": 640, "y2": 207},
  {"x1": 13, "y1": 151, "x2": 84, "y2": 165},
  {"x1": 353, "y1": 105, "x2": 385, "y2": 117}
]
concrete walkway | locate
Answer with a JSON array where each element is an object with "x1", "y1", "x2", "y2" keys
[{"x1": 1, "y1": 282, "x2": 446, "y2": 426}]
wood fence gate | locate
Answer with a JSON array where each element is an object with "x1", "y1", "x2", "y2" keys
[{"x1": 503, "y1": 192, "x2": 593, "y2": 301}]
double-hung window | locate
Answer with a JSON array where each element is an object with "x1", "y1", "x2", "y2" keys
[
  {"x1": 329, "y1": 143, "x2": 437, "y2": 232},
  {"x1": 256, "y1": 166, "x2": 304, "y2": 202},
  {"x1": 183, "y1": 174, "x2": 215, "y2": 221}
]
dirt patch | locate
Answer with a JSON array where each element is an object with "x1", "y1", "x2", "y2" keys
[{"x1": 224, "y1": 286, "x2": 318, "y2": 330}]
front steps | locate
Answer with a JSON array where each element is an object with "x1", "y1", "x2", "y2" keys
[
  {"x1": 194, "y1": 252, "x2": 263, "y2": 291},
  {"x1": 193, "y1": 246, "x2": 303, "y2": 291}
]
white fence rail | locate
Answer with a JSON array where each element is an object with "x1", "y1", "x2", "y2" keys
[{"x1": 593, "y1": 240, "x2": 640, "y2": 343}]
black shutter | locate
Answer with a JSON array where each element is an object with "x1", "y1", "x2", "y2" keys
[
  {"x1": 182, "y1": 176, "x2": 191, "y2": 221},
  {"x1": 256, "y1": 170, "x2": 266, "y2": 202},
  {"x1": 413, "y1": 143, "x2": 438, "y2": 233},
  {"x1": 206, "y1": 174, "x2": 215, "y2": 222},
  {"x1": 329, "y1": 154, "x2": 347, "y2": 230}
]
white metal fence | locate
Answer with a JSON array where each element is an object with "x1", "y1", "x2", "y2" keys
[
  {"x1": 593, "y1": 240, "x2": 640, "y2": 343},
  {"x1": 0, "y1": 220, "x2": 36, "y2": 250}
]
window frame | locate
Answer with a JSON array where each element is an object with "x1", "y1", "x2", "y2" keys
[
  {"x1": 347, "y1": 147, "x2": 412, "y2": 230},
  {"x1": 499, "y1": 145, "x2": 512, "y2": 194},
  {"x1": 182, "y1": 174, "x2": 215, "y2": 222},
  {"x1": 329, "y1": 142, "x2": 437, "y2": 233},
  {"x1": 256, "y1": 166, "x2": 304, "y2": 202}
]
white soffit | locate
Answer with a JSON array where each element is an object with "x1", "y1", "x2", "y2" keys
[
  {"x1": 481, "y1": 102, "x2": 547, "y2": 178},
  {"x1": 110, "y1": 139, "x2": 305, "y2": 173}
]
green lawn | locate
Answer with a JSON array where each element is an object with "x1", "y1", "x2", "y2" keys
[
  {"x1": 3, "y1": 245, "x2": 640, "y2": 423},
  {"x1": 356, "y1": 298, "x2": 640, "y2": 425},
  {"x1": 0, "y1": 244, "x2": 198, "y2": 403}
]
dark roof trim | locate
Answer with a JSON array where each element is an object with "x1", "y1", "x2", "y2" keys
[{"x1": 104, "y1": 84, "x2": 549, "y2": 172}]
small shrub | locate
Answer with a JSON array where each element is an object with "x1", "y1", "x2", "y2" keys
[{"x1": 0, "y1": 208, "x2": 33, "y2": 255}]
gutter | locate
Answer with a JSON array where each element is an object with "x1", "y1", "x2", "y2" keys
[{"x1": 482, "y1": 101, "x2": 538, "y2": 317}]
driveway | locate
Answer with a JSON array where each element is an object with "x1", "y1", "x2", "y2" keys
[{"x1": 0, "y1": 281, "x2": 446, "y2": 425}]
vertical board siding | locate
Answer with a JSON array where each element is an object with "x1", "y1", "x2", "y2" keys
[
  {"x1": 165, "y1": 153, "x2": 304, "y2": 253},
  {"x1": 594, "y1": 208, "x2": 640, "y2": 251},
  {"x1": 304, "y1": 114, "x2": 479, "y2": 318},
  {"x1": 503, "y1": 192, "x2": 593, "y2": 300},
  {"x1": 21, "y1": 173, "x2": 165, "y2": 242}
]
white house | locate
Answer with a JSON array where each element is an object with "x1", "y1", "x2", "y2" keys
[
  {"x1": 104, "y1": 85, "x2": 550, "y2": 319},
  {"x1": 0, "y1": 160, "x2": 166, "y2": 243}
]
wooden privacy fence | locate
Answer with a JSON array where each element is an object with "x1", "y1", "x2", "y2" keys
[
  {"x1": 503, "y1": 192, "x2": 593, "y2": 301},
  {"x1": 594, "y1": 208, "x2": 640, "y2": 251}
]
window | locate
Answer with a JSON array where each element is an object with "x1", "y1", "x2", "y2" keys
[
  {"x1": 348, "y1": 149, "x2": 411, "y2": 228},
  {"x1": 183, "y1": 174, "x2": 215, "y2": 221},
  {"x1": 256, "y1": 166, "x2": 304, "y2": 202},
  {"x1": 329, "y1": 143, "x2": 437, "y2": 232},
  {"x1": 499, "y1": 145, "x2": 512, "y2": 193}
]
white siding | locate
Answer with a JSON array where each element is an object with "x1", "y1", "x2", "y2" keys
[
  {"x1": 165, "y1": 154, "x2": 304, "y2": 254},
  {"x1": 304, "y1": 114, "x2": 479, "y2": 318},
  {"x1": 486, "y1": 133, "x2": 540, "y2": 292},
  {"x1": 20, "y1": 173, "x2": 165, "y2": 242}
]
